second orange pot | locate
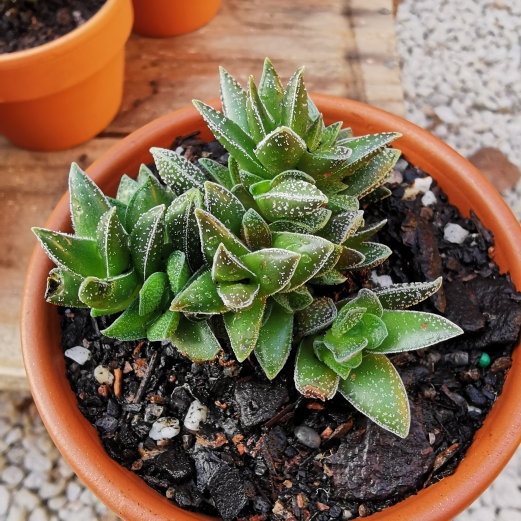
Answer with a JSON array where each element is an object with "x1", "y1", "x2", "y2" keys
[
  {"x1": 0, "y1": 0, "x2": 133, "y2": 151},
  {"x1": 132, "y1": 0, "x2": 222, "y2": 37}
]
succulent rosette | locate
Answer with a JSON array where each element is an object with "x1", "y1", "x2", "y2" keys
[{"x1": 33, "y1": 59, "x2": 463, "y2": 437}]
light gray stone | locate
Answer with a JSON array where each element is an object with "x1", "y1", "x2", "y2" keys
[
  {"x1": 47, "y1": 497, "x2": 67, "y2": 512},
  {"x1": 12, "y1": 489, "x2": 40, "y2": 511},
  {"x1": 0, "y1": 486, "x2": 10, "y2": 515},
  {"x1": 28, "y1": 508, "x2": 49, "y2": 521},
  {"x1": 1, "y1": 466, "x2": 24, "y2": 487},
  {"x1": 65, "y1": 482, "x2": 82, "y2": 503}
]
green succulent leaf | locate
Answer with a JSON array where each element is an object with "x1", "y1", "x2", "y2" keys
[
  {"x1": 253, "y1": 179, "x2": 328, "y2": 222},
  {"x1": 346, "y1": 242, "x2": 392, "y2": 271},
  {"x1": 199, "y1": 158, "x2": 235, "y2": 191},
  {"x1": 79, "y1": 269, "x2": 140, "y2": 314},
  {"x1": 307, "y1": 95, "x2": 320, "y2": 123},
  {"x1": 314, "y1": 341, "x2": 358, "y2": 379},
  {"x1": 101, "y1": 299, "x2": 151, "y2": 341},
  {"x1": 338, "y1": 133, "x2": 402, "y2": 176},
  {"x1": 125, "y1": 175, "x2": 172, "y2": 232},
  {"x1": 218, "y1": 281, "x2": 260, "y2": 311},
  {"x1": 336, "y1": 127, "x2": 354, "y2": 143},
  {"x1": 193, "y1": 101, "x2": 271, "y2": 179},
  {"x1": 360, "y1": 187, "x2": 392, "y2": 206},
  {"x1": 318, "y1": 210, "x2": 364, "y2": 244},
  {"x1": 305, "y1": 114, "x2": 324, "y2": 152},
  {"x1": 294, "y1": 336, "x2": 339, "y2": 401},
  {"x1": 292, "y1": 207, "x2": 332, "y2": 233},
  {"x1": 373, "y1": 278, "x2": 443, "y2": 310},
  {"x1": 332, "y1": 306, "x2": 367, "y2": 337},
  {"x1": 269, "y1": 221, "x2": 311, "y2": 234},
  {"x1": 258, "y1": 58, "x2": 284, "y2": 123},
  {"x1": 246, "y1": 76, "x2": 276, "y2": 141},
  {"x1": 319, "y1": 122, "x2": 343, "y2": 150},
  {"x1": 272, "y1": 232, "x2": 335, "y2": 291},
  {"x1": 281, "y1": 66, "x2": 308, "y2": 138},
  {"x1": 254, "y1": 301, "x2": 294, "y2": 379},
  {"x1": 152, "y1": 147, "x2": 207, "y2": 195},
  {"x1": 240, "y1": 248, "x2": 301, "y2": 296},
  {"x1": 298, "y1": 146, "x2": 352, "y2": 180},
  {"x1": 139, "y1": 272, "x2": 168, "y2": 316},
  {"x1": 147, "y1": 310, "x2": 181, "y2": 341},
  {"x1": 219, "y1": 67, "x2": 250, "y2": 134},
  {"x1": 313, "y1": 244, "x2": 343, "y2": 277},
  {"x1": 271, "y1": 285, "x2": 313, "y2": 313},
  {"x1": 212, "y1": 243, "x2": 254, "y2": 283},
  {"x1": 254, "y1": 126, "x2": 307, "y2": 174},
  {"x1": 116, "y1": 174, "x2": 139, "y2": 205},
  {"x1": 165, "y1": 188, "x2": 204, "y2": 271},
  {"x1": 166, "y1": 251, "x2": 191, "y2": 295},
  {"x1": 96, "y1": 207, "x2": 130, "y2": 278},
  {"x1": 334, "y1": 246, "x2": 365, "y2": 270},
  {"x1": 310, "y1": 270, "x2": 347, "y2": 285},
  {"x1": 241, "y1": 209, "x2": 272, "y2": 250},
  {"x1": 45, "y1": 268, "x2": 86, "y2": 308},
  {"x1": 239, "y1": 170, "x2": 265, "y2": 189},
  {"x1": 341, "y1": 288, "x2": 383, "y2": 317},
  {"x1": 204, "y1": 181, "x2": 245, "y2": 236},
  {"x1": 270, "y1": 170, "x2": 316, "y2": 187},
  {"x1": 68, "y1": 163, "x2": 111, "y2": 239},
  {"x1": 295, "y1": 297, "x2": 337, "y2": 337},
  {"x1": 350, "y1": 220, "x2": 387, "y2": 244},
  {"x1": 195, "y1": 208, "x2": 250, "y2": 263},
  {"x1": 170, "y1": 270, "x2": 227, "y2": 314},
  {"x1": 171, "y1": 315, "x2": 221, "y2": 363},
  {"x1": 369, "y1": 310, "x2": 463, "y2": 354},
  {"x1": 231, "y1": 184, "x2": 261, "y2": 212},
  {"x1": 137, "y1": 163, "x2": 154, "y2": 184},
  {"x1": 338, "y1": 352, "x2": 410, "y2": 438},
  {"x1": 106, "y1": 197, "x2": 128, "y2": 226},
  {"x1": 326, "y1": 194, "x2": 360, "y2": 212},
  {"x1": 224, "y1": 298, "x2": 266, "y2": 362},
  {"x1": 32, "y1": 228, "x2": 105, "y2": 278},
  {"x1": 342, "y1": 148, "x2": 401, "y2": 199},
  {"x1": 130, "y1": 205, "x2": 166, "y2": 281}
]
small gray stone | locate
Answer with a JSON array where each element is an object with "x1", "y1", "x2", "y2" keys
[
  {"x1": 0, "y1": 485, "x2": 10, "y2": 515},
  {"x1": 13, "y1": 488, "x2": 40, "y2": 511},
  {"x1": 28, "y1": 508, "x2": 49, "y2": 521},
  {"x1": 48, "y1": 496, "x2": 67, "y2": 512},
  {"x1": 144, "y1": 404, "x2": 164, "y2": 423},
  {"x1": 294, "y1": 425, "x2": 321, "y2": 449},
  {"x1": 1, "y1": 465, "x2": 24, "y2": 486},
  {"x1": 66, "y1": 482, "x2": 82, "y2": 502},
  {"x1": 444, "y1": 351, "x2": 469, "y2": 366},
  {"x1": 23, "y1": 472, "x2": 46, "y2": 491},
  {"x1": 24, "y1": 449, "x2": 52, "y2": 473}
]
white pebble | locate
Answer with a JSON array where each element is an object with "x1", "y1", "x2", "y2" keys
[
  {"x1": 29, "y1": 507, "x2": 50, "y2": 521},
  {"x1": 39, "y1": 478, "x2": 66, "y2": 499},
  {"x1": 1, "y1": 465, "x2": 24, "y2": 486},
  {"x1": 64, "y1": 346, "x2": 91, "y2": 365},
  {"x1": 421, "y1": 190, "x2": 437, "y2": 206},
  {"x1": 24, "y1": 472, "x2": 47, "y2": 491},
  {"x1": 403, "y1": 176, "x2": 433, "y2": 200},
  {"x1": 5, "y1": 427, "x2": 22, "y2": 446},
  {"x1": 444, "y1": 223, "x2": 469, "y2": 244},
  {"x1": 184, "y1": 400, "x2": 208, "y2": 432},
  {"x1": 7, "y1": 505, "x2": 27, "y2": 521},
  {"x1": 93, "y1": 366, "x2": 114, "y2": 385},
  {"x1": 48, "y1": 496, "x2": 67, "y2": 512},
  {"x1": 0, "y1": 485, "x2": 10, "y2": 515},
  {"x1": 294, "y1": 425, "x2": 321, "y2": 449},
  {"x1": 24, "y1": 449, "x2": 52, "y2": 473},
  {"x1": 370, "y1": 272, "x2": 393, "y2": 288},
  {"x1": 66, "y1": 482, "x2": 82, "y2": 502},
  {"x1": 13, "y1": 488, "x2": 40, "y2": 510},
  {"x1": 149, "y1": 417, "x2": 180, "y2": 441}
]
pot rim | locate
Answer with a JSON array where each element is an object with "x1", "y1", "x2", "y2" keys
[
  {"x1": 0, "y1": 0, "x2": 133, "y2": 102},
  {"x1": 21, "y1": 95, "x2": 521, "y2": 521}
]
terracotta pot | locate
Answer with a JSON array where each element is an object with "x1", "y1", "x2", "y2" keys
[
  {"x1": 21, "y1": 96, "x2": 521, "y2": 520},
  {"x1": 0, "y1": 0, "x2": 133, "y2": 151},
  {"x1": 132, "y1": 0, "x2": 222, "y2": 37}
]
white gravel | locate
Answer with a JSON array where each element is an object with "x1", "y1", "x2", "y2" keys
[{"x1": 396, "y1": 0, "x2": 521, "y2": 171}]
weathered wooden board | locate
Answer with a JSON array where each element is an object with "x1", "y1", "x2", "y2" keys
[{"x1": 0, "y1": 0, "x2": 404, "y2": 389}]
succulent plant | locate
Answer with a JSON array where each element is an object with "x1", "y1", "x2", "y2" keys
[{"x1": 33, "y1": 59, "x2": 464, "y2": 437}]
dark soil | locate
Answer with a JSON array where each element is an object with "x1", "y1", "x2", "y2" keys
[
  {"x1": 59, "y1": 134, "x2": 521, "y2": 520},
  {"x1": 0, "y1": 0, "x2": 106, "y2": 54}
]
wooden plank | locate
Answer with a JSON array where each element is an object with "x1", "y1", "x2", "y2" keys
[
  {"x1": 0, "y1": 0, "x2": 404, "y2": 389},
  {"x1": 349, "y1": 0, "x2": 406, "y2": 117},
  {"x1": 106, "y1": 0, "x2": 368, "y2": 135}
]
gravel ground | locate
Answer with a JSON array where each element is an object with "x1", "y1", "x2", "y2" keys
[{"x1": 396, "y1": 0, "x2": 521, "y2": 519}]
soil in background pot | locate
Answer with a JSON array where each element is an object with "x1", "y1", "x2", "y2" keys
[
  {"x1": 0, "y1": 0, "x2": 106, "y2": 54},
  {"x1": 59, "y1": 134, "x2": 521, "y2": 520}
]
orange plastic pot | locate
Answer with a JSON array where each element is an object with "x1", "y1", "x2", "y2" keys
[
  {"x1": 132, "y1": 0, "x2": 221, "y2": 37},
  {"x1": 0, "y1": 0, "x2": 133, "y2": 151},
  {"x1": 21, "y1": 96, "x2": 521, "y2": 520}
]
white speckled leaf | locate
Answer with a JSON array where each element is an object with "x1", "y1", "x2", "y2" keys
[
  {"x1": 373, "y1": 278, "x2": 443, "y2": 310},
  {"x1": 254, "y1": 126, "x2": 307, "y2": 175},
  {"x1": 272, "y1": 232, "x2": 335, "y2": 291},
  {"x1": 314, "y1": 341, "x2": 357, "y2": 380},
  {"x1": 199, "y1": 158, "x2": 234, "y2": 191},
  {"x1": 139, "y1": 272, "x2": 168, "y2": 316},
  {"x1": 151, "y1": 147, "x2": 207, "y2": 195},
  {"x1": 310, "y1": 270, "x2": 347, "y2": 285},
  {"x1": 335, "y1": 246, "x2": 365, "y2": 270},
  {"x1": 240, "y1": 248, "x2": 300, "y2": 297},
  {"x1": 295, "y1": 297, "x2": 337, "y2": 337},
  {"x1": 318, "y1": 210, "x2": 364, "y2": 244},
  {"x1": 347, "y1": 242, "x2": 392, "y2": 271},
  {"x1": 193, "y1": 101, "x2": 271, "y2": 179},
  {"x1": 369, "y1": 310, "x2": 463, "y2": 354},
  {"x1": 297, "y1": 146, "x2": 352, "y2": 179},
  {"x1": 96, "y1": 207, "x2": 130, "y2": 278},
  {"x1": 281, "y1": 66, "x2": 308, "y2": 138},
  {"x1": 45, "y1": 268, "x2": 86, "y2": 308},
  {"x1": 326, "y1": 194, "x2": 360, "y2": 212},
  {"x1": 272, "y1": 285, "x2": 313, "y2": 313},
  {"x1": 241, "y1": 209, "x2": 272, "y2": 250},
  {"x1": 218, "y1": 281, "x2": 260, "y2": 311},
  {"x1": 305, "y1": 113, "x2": 324, "y2": 152},
  {"x1": 341, "y1": 288, "x2": 383, "y2": 317},
  {"x1": 259, "y1": 58, "x2": 284, "y2": 123},
  {"x1": 219, "y1": 67, "x2": 250, "y2": 134},
  {"x1": 349, "y1": 220, "x2": 387, "y2": 244},
  {"x1": 246, "y1": 76, "x2": 276, "y2": 141},
  {"x1": 360, "y1": 187, "x2": 392, "y2": 205},
  {"x1": 224, "y1": 298, "x2": 266, "y2": 362},
  {"x1": 204, "y1": 181, "x2": 245, "y2": 236},
  {"x1": 68, "y1": 163, "x2": 111, "y2": 239},
  {"x1": 212, "y1": 243, "x2": 254, "y2": 283},
  {"x1": 338, "y1": 352, "x2": 410, "y2": 438},
  {"x1": 101, "y1": 300, "x2": 150, "y2": 341},
  {"x1": 171, "y1": 315, "x2": 221, "y2": 363},
  {"x1": 116, "y1": 174, "x2": 139, "y2": 205},
  {"x1": 166, "y1": 251, "x2": 191, "y2": 295},
  {"x1": 255, "y1": 301, "x2": 294, "y2": 379},
  {"x1": 318, "y1": 122, "x2": 343, "y2": 151},
  {"x1": 147, "y1": 310, "x2": 181, "y2": 342},
  {"x1": 332, "y1": 306, "x2": 366, "y2": 337},
  {"x1": 294, "y1": 336, "x2": 339, "y2": 401}
]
